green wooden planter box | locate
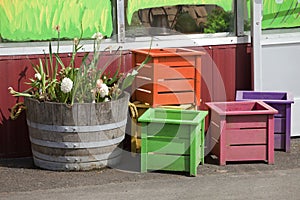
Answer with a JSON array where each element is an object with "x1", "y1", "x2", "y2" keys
[{"x1": 138, "y1": 108, "x2": 208, "y2": 176}]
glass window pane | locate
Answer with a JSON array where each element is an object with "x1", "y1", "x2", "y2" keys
[{"x1": 125, "y1": 0, "x2": 235, "y2": 36}]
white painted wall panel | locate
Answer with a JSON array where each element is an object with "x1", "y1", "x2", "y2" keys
[{"x1": 261, "y1": 36, "x2": 300, "y2": 136}]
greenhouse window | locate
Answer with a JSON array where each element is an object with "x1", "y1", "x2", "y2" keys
[{"x1": 124, "y1": 0, "x2": 243, "y2": 37}]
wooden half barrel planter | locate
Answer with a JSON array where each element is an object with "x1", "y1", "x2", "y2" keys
[
  {"x1": 206, "y1": 101, "x2": 278, "y2": 165},
  {"x1": 236, "y1": 90, "x2": 294, "y2": 152},
  {"x1": 24, "y1": 92, "x2": 130, "y2": 171},
  {"x1": 138, "y1": 108, "x2": 208, "y2": 176}
]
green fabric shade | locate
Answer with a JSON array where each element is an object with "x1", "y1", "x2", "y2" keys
[{"x1": 0, "y1": 0, "x2": 113, "y2": 41}]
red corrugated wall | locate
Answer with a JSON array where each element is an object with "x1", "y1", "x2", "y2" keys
[
  {"x1": 0, "y1": 45, "x2": 250, "y2": 158},
  {"x1": 1, "y1": 55, "x2": 36, "y2": 158},
  {"x1": 0, "y1": 51, "x2": 132, "y2": 158},
  {"x1": 192, "y1": 44, "x2": 252, "y2": 131}
]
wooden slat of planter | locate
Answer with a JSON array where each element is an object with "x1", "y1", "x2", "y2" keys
[
  {"x1": 135, "y1": 89, "x2": 153, "y2": 104},
  {"x1": 274, "y1": 117, "x2": 286, "y2": 133},
  {"x1": 135, "y1": 53, "x2": 150, "y2": 64},
  {"x1": 157, "y1": 66, "x2": 195, "y2": 79},
  {"x1": 137, "y1": 70, "x2": 195, "y2": 92},
  {"x1": 226, "y1": 129, "x2": 267, "y2": 145},
  {"x1": 226, "y1": 115, "x2": 267, "y2": 129},
  {"x1": 146, "y1": 124, "x2": 191, "y2": 139},
  {"x1": 156, "y1": 56, "x2": 195, "y2": 66},
  {"x1": 157, "y1": 79, "x2": 194, "y2": 92},
  {"x1": 31, "y1": 143, "x2": 119, "y2": 157},
  {"x1": 147, "y1": 137, "x2": 189, "y2": 154},
  {"x1": 152, "y1": 109, "x2": 201, "y2": 122},
  {"x1": 147, "y1": 154, "x2": 189, "y2": 172},
  {"x1": 209, "y1": 121, "x2": 221, "y2": 158},
  {"x1": 77, "y1": 104, "x2": 91, "y2": 126},
  {"x1": 226, "y1": 145, "x2": 267, "y2": 161},
  {"x1": 267, "y1": 115, "x2": 275, "y2": 164},
  {"x1": 136, "y1": 89, "x2": 195, "y2": 106},
  {"x1": 132, "y1": 48, "x2": 205, "y2": 57},
  {"x1": 137, "y1": 64, "x2": 153, "y2": 77},
  {"x1": 195, "y1": 56, "x2": 201, "y2": 106},
  {"x1": 236, "y1": 91, "x2": 293, "y2": 104},
  {"x1": 156, "y1": 92, "x2": 195, "y2": 106},
  {"x1": 270, "y1": 103, "x2": 286, "y2": 117},
  {"x1": 274, "y1": 133, "x2": 285, "y2": 150},
  {"x1": 225, "y1": 101, "x2": 256, "y2": 111},
  {"x1": 29, "y1": 126, "x2": 125, "y2": 142},
  {"x1": 206, "y1": 110, "x2": 222, "y2": 155},
  {"x1": 206, "y1": 101, "x2": 277, "y2": 116},
  {"x1": 154, "y1": 62, "x2": 194, "y2": 69},
  {"x1": 135, "y1": 77, "x2": 152, "y2": 91}
]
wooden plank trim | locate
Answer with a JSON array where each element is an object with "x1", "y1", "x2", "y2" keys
[
  {"x1": 226, "y1": 145, "x2": 267, "y2": 161},
  {"x1": 225, "y1": 128, "x2": 267, "y2": 145}
]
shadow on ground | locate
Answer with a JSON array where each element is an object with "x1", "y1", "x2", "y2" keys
[{"x1": 0, "y1": 138, "x2": 299, "y2": 193}]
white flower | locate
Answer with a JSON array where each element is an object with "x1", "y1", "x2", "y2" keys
[
  {"x1": 34, "y1": 73, "x2": 41, "y2": 80},
  {"x1": 92, "y1": 32, "x2": 104, "y2": 41},
  {"x1": 73, "y1": 37, "x2": 79, "y2": 46},
  {"x1": 60, "y1": 77, "x2": 73, "y2": 93},
  {"x1": 99, "y1": 83, "x2": 109, "y2": 98},
  {"x1": 96, "y1": 79, "x2": 103, "y2": 88},
  {"x1": 8, "y1": 87, "x2": 15, "y2": 94}
]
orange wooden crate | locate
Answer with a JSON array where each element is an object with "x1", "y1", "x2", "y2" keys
[{"x1": 131, "y1": 48, "x2": 205, "y2": 107}]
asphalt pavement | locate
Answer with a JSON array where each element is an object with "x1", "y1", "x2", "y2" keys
[{"x1": 0, "y1": 137, "x2": 300, "y2": 200}]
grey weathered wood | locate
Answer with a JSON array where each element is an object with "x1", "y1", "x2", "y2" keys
[{"x1": 24, "y1": 92, "x2": 130, "y2": 171}]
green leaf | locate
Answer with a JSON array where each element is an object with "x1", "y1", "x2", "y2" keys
[
  {"x1": 54, "y1": 53, "x2": 65, "y2": 69},
  {"x1": 107, "y1": 66, "x2": 121, "y2": 86}
]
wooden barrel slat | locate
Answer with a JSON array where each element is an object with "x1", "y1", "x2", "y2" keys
[
  {"x1": 27, "y1": 119, "x2": 127, "y2": 133},
  {"x1": 24, "y1": 92, "x2": 129, "y2": 171},
  {"x1": 28, "y1": 126, "x2": 125, "y2": 142},
  {"x1": 33, "y1": 156, "x2": 120, "y2": 171},
  {"x1": 29, "y1": 135, "x2": 124, "y2": 149},
  {"x1": 31, "y1": 148, "x2": 122, "y2": 163},
  {"x1": 31, "y1": 143, "x2": 121, "y2": 156}
]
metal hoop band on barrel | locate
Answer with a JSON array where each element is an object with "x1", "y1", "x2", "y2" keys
[
  {"x1": 29, "y1": 135, "x2": 125, "y2": 149},
  {"x1": 27, "y1": 119, "x2": 127, "y2": 133}
]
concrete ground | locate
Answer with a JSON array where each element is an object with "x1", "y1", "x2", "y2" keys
[{"x1": 0, "y1": 137, "x2": 300, "y2": 200}]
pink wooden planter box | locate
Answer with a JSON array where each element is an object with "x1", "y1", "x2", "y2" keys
[
  {"x1": 236, "y1": 91, "x2": 294, "y2": 152},
  {"x1": 206, "y1": 101, "x2": 278, "y2": 165}
]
